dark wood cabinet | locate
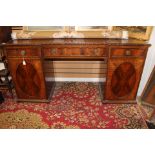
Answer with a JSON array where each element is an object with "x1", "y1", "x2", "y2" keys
[
  {"x1": 0, "y1": 26, "x2": 12, "y2": 57},
  {"x1": 6, "y1": 46, "x2": 47, "y2": 101},
  {"x1": 105, "y1": 46, "x2": 149, "y2": 101},
  {"x1": 3, "y1": 39, "x2": 150, "y2": 102},
  {"x1": 0, "y1": 26, "x2": 11, "y2": 43}
]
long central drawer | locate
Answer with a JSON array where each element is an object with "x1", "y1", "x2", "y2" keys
[{"x1": 42, "y1": 45, "x2": 108, "y2": 58}]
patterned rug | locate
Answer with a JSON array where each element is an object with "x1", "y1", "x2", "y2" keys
[{"x1": 0, "y1": 82, "x2": 147, "y2": 129}]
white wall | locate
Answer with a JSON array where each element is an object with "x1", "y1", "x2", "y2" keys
[{"x1": 137, "y1": 27, "x2": 155, "y2": 96}]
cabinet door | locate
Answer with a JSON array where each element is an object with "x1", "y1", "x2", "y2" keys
[
  {"x1": 7, "y1": 58, "x2": 47, "y2": 100},
  {"x1": 105, "y1": 58, "x2": 145, "y2": 101}
]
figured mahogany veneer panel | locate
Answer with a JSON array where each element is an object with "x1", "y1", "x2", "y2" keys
[
  {"x1": 6, "y1": 47, "x2": 41, "y2": 58},
  {"x1": 7, "y1": 58, "x2": 47, "y2": 100},
  {"x1": 111, "y1": 62, "x2": 136, "y2": 98},
  {"x1": 105, "y1": 58, "x2": 145, "y2": 100},
  {"x1": 16, "y1": 62, "x2": 41, "y2": 97}
]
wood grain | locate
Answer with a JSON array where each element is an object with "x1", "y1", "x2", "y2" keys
[
  {"x1": 105, "y1": 54, "x2": 146, "y2": 100},
  {"x1": 3, "y1": 38, "x2": 150, "y2": 102}
]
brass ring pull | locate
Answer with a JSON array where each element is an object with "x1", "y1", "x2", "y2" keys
[
  {"x1": 51, "y1": 49, "x2": 57, "y2": 54},
  {"x1": 125, "y1": 50, "x2": 131, "y2": 56},
  {"x1": 21, "y1": 50, "x2": 26, "y2": 56}
]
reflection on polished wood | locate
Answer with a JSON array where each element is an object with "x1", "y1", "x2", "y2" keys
[{"x1": 111, "y1": 62, "x2": 136, "y2": 98}]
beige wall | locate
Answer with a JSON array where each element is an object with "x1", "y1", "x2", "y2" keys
[
  {"x1": 43, "y1": 60, "x2": 107, "y2": 80},
  {"x1": 138, "y1": 27, "x2": 155, "y2": 96}
]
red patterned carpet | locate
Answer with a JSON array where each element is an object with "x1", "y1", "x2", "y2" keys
[{"x1": 0, "y1": 82, "x2": 147, "y2": 129}]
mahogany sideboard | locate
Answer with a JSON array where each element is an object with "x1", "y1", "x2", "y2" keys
[{"x1": 3, "y1": 38, "x2": 151, "y2": 103}]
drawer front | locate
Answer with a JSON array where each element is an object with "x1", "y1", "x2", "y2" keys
[
  {"x1": 43, "y1": 46, "x2": 107, "y2": 57},
  {"x1": 6, "y1": 47, "x2": 41, "y2": 58},
  {"x1": 110, "y1": 47, "x2": 146, "y2": 58}
]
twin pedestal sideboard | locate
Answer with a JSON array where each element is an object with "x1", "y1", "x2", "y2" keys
[{"x1": 3, "y1": 38, "x2": 151, "y2": 103}]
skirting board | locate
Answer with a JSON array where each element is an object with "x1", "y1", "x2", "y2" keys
[{"x1": 45, "y1": 77, "x2": 106, "y2": 82}]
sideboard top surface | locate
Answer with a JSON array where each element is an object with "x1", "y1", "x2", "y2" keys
[{"x1": 4, "y1": 38, "x2": 151, "y2": 46}]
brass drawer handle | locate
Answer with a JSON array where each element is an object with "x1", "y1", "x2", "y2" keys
[
  {"x1": 93, "y1": 48, "x2": 98, "y2": 56},
  {"x1": 21, "y1": 50, "x2": 26, "y2": 56},
  {"x1": 51, "y1": 49, "x2": 57, "y2": 54},
  {"x1": 125, "y1": 50, "x2": 131, "y2": 56}
]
